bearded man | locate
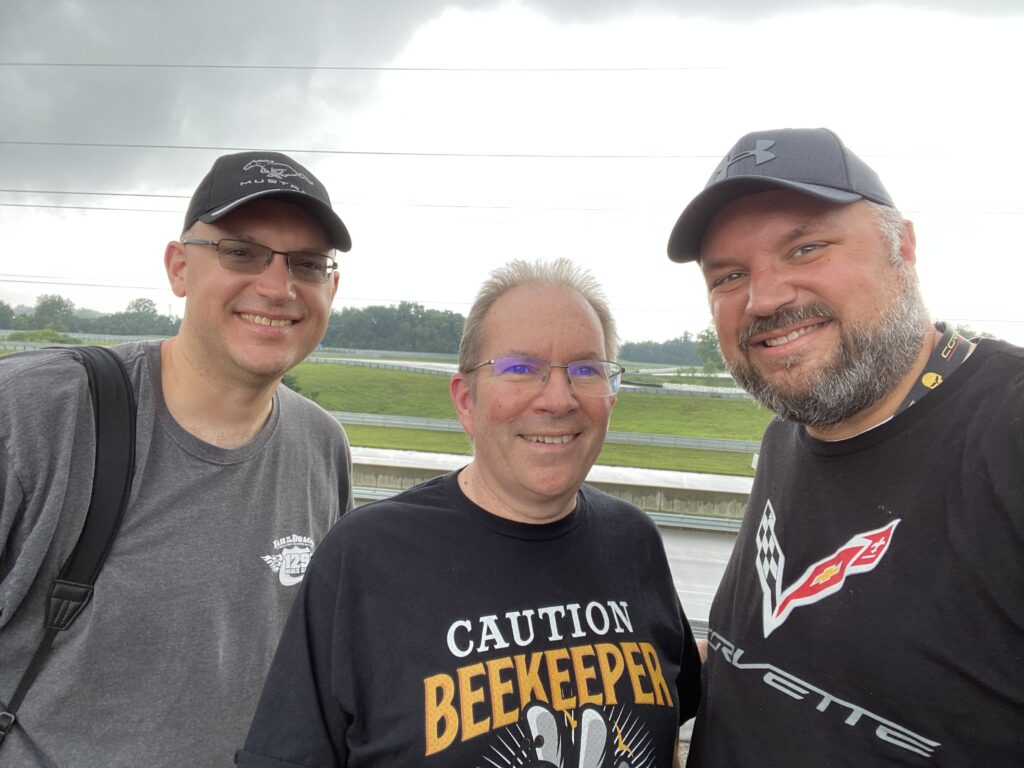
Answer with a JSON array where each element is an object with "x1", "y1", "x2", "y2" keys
[{"x1": 667, "y1": 127, "x2": 1024, "y2": 767}]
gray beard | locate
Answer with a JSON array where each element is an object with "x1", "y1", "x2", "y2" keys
[{"x1": 727, "y1": 270, "x2": 930, "y2": 428}]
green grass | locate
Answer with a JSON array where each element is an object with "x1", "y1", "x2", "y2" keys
[
  {"x1": 343, "y1": 425, "x2": 472, "y2": 455},
  {"x1": 291, "y1": 362, "x2": 772, "y2": 440},
  {"x1": 294, "y1": 362, "x2": 769, "y2": 476},
  {"x1": 342, "y1": 425, "x2": 757, "y2": 477},
  {"x1": 611, "y1": 392, "x2": 770, "y2": 440},
  {"x1": 294, "y1": 363, "x2": 455, "y2": 417}
]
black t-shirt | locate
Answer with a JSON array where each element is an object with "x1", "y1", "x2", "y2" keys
[
  {"x1": 239, "y1": 471, "x2": 701, "y2": 767},
  {"x1": 689, "y1": 339, "x2": 1024, "y2": 767}
]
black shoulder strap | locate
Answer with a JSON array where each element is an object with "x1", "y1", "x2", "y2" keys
[{"x1": 0, "y1": 346, "x2": 137, "y2": 747}]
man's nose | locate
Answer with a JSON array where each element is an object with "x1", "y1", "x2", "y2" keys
[
  {"x1": 746, "y1": 264, "x2": 797, "y2": 317},
  {"x1": 535, "y1": 365, "x2": 578, "y2": 412},
  {"x1": 254, "y1": 252, "x2": 297, "y2": 300}
]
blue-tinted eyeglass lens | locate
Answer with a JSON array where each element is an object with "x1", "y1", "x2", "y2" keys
[
  {"x1": 568, "y1": 361, "x2": 619, "y2": 393},
  {"x1": 491, "y1": 356, "x2": 547, "y2": 377}
]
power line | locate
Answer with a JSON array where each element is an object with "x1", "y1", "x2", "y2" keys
[
  {"x1": 0, "y1": 199, "x2": 672, "y2": 214},
  {"x1": 0, "y1": 140, "x2": 707, "y2": 160},
  {"x1": 0, "y1": 188, "x2": 189, "y2": 200},
  {"x1": 2, "y1": 199, "x2": 1020, "y2": 217},
  {"x1": 0, "y1": 276, "x2": 164, "y2": 290},
  {"x1": 0, "y1": 202, "x2": 179, "y2": 214},
  {"x1": 1, "y1": 62, "x2": 721, "y2": 72}
]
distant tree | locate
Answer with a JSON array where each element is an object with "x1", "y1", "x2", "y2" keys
[
  {"x1": 696, "y1": 325, "x2": 726, "y2": 372},
  {"x1": 620, "y1": 332, "x2": 702, "y2": 366},
  {"x1": 83, "y1": 297, "x2": 179, "y2": 336},
  {"x1": 323, "y1": 302, "x2": 463, "y2": 353},
  {"x1": 0, "y1": 300, "x2": 14, "y2": 328},
  {"x1": 9, "y1": 313, "x2": 31, "y2": 331},
  {"x1": 952, "y1": 322, "x2": 996, "y2": 340},
  {"x1": 126, "y1": 298, "x2": 159, "y2": 316},
  {"x1": 34, "y1": 294, "x2": 76, "y2": 330}
]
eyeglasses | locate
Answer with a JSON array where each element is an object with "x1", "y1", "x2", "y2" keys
[
  {"x1": 181, "y1": 238, "x2": 338, "y2": 284},
  {"x1": 468, "y1": 355, "x2": 625, "y2": 397}
]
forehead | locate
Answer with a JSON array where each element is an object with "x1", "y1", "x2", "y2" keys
[
  {"x1": 482, "y1": 284, "x2": 605, "y2": 356},
  {"x1": 701, "y1": 190, "x2": 866, "y2": 259},
  {"x1": 204, "y1": 198, "x2": 330, "y2": 247}
]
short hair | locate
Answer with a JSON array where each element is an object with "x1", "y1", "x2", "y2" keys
[
  {"x1": 458, "y1": 258, "x2": 620, "y2": 373},
  {"x1": 867, "y1": 201, "x2": 906, "y2": 266}
]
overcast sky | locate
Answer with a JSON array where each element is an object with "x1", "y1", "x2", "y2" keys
[{"x1": 2, "y1": 0, "x2": 1023, "y2": 345}]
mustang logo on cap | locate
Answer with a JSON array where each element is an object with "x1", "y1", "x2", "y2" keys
[{"x1": 243, "y1": 159, "x2": 314, "y2": 186}]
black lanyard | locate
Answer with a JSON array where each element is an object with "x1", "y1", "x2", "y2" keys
[{"x1": 894, "y1": 326, "x2": 972, "y2": 417}]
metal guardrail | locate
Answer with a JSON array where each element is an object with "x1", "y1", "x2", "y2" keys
[
  {"x1": 647, "y1": 511, "x2": 741, "y2": 533},
  {"x1": 621, "y1": 382, "x2": 751, "y2": 400},
  {"x1": 689, "y1": 618, "x2": 709, "y2": 640},
  {"x1": 333, "y1": 411, "x2": 760, "y2": 454},
  {"x1": 352, "y1": 486, "x2": 741, "y2": 534},
  {"x1": 605, "y1": 430, "x2": 760, "y2": 453},
  {"x1": 309, "y1": 358, "x2": 453, "y2": 376}
]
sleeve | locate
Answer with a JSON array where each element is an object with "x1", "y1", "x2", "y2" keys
[
  {"x1": 0, "y1": 352, "x2": 93, "y2": 630},
  {"x1": 237, "y1": 552, "x2": 351, "y2": 768},
  {"x1": 676, "y1": 596, "x2": 702, "y2": 724},
  {"x1": 338, "y1": 430, "x2": 354, "y2": 516}
]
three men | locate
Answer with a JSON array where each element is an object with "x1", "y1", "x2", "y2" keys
[
  {"x1": 238, "y1": 259, "x2": 701, "y2": 767},
  {"x1": 669, "y1": 128, "x2": 1024, "y2": 765},
  {"x1": 0, "y1": 151, "x2": 354, "y2": 766}
]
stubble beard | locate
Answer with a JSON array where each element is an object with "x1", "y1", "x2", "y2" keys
[{"x1": 726, "y1": 266, "x2": 930, "y2": 428}]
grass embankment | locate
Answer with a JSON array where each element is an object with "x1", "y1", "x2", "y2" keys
[{"x1": 291, "y1": 362, "x2": 771, "y2": 476}]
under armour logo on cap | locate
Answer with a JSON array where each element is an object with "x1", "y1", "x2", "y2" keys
[
  {"x1": 712, "y1": 139, "x2": 777, "y2": 179},
  {"x1": 667, "y1": 128, "x2": 895, "y2": 263}
]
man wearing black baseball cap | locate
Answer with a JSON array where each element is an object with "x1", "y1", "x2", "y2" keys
[
  {"x1": 0, "y1": 151, "x2": 354, "y2": 767},
  {"x1": 669, "y1": 128, "x2": 1024, "y2": 766}
]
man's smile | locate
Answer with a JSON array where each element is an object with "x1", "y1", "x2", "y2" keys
[
  {"x1": 238, "y1": 312, "x2": 297, "y2": 328},
  {"x1": 760, "y1": 320, "x2": 831, "y2": 348},
  {"x1": 520, "y1": 433, "x2": 578, "y2": 445}
]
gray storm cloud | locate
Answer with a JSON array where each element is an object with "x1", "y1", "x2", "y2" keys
[{"x1": 0, "y1": 0, "x2": 1019, "y2": 197}]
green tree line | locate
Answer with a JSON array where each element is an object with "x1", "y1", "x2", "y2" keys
[
  {"x1": 1, "y1": 296, "x2": 180, "y2": 336},
  {"x1": 621, "y1": 328, "x2": 725, "y2": 370},
  {"x1": 2, "y1": 293, "x2": 728, "y2": 368},
  {"x1": 321, "y1": 301, "x2": 464, "y2": 353}
]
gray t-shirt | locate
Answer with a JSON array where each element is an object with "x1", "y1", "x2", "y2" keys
[{"x1": 0, "y1": 341, "x2": 352, "y2": 767}]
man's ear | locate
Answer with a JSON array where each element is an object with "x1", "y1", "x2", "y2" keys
[
  {"x1": 165, "y1": 241, "x2": 188, "y2": 298},
  {"x1": 327, "y1": 268, "x2": 340, "y2": 302},
  {"x1": 899, "y1": 219, "x2": 918, "y2": 268},
  {"x1": 450, "y1": 372, "x2": 475, "y2": 439}
]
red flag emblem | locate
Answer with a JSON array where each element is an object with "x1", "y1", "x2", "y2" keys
[{"x1": 755, "y1": 501, "x2": 899, "y2": 637}]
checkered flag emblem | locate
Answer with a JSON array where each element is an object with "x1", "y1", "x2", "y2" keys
[
  {"x1": 753, "y1": 500, "x2": 900, "y2": 638},
  {"x1": 755, "y1": 501, "x2": 784, "y2": 632}
]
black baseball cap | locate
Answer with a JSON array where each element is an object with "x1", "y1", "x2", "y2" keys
[
  {"x1": 183, "y1": 151, "x2": 351, "y2": 252},
  {"x1": 667, "y1": 128, "x2": 894, "y2": 263}
]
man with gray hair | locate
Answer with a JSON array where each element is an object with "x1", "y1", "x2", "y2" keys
[
  {"x1": 238, "y1": 258, "x2": 701, "y2": 768},
  {"x1": 668, "y1": 128, "x2": 1024, "y2": 766}
]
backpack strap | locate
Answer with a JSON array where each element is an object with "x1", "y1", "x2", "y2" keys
[{"x1": 0, "y1": 346, "x2": 137, "y2": 747}]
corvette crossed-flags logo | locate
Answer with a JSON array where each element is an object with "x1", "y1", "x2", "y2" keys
[{"x1": 755, "y1": 501, "x2": 900, "y2": 637}]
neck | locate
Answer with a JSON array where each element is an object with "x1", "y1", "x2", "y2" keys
[
  {"x1": 807, "y1": 325, "x2": 943, "y2": 442},
  {"x1": 160, "y1": 337, "x2": 278, "y2": 448},
  {"x1": 458, "y1": 463, "x2": 578, "y2": 525}
]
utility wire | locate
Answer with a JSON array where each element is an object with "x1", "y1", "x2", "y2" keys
[
  {"x1": 0, "y1": 139, "x2": 708, "y2": 159},
  {"x1": 2, "y1": 200, "x2": 1019, "y2": 216},
  {"x1": 0, "y1": 188, "x2": 189, "y2": 199},
  {"x1": 0, "y1": 62, "x2": 721, "y2": 72}
]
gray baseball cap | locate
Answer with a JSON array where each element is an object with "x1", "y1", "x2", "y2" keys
[
  {"x1": 667, "y1": 128, "x2": 893, "y2": 263},
  {"x1": 183, "y1": 151, "x2": 351, "y2": 252}
]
